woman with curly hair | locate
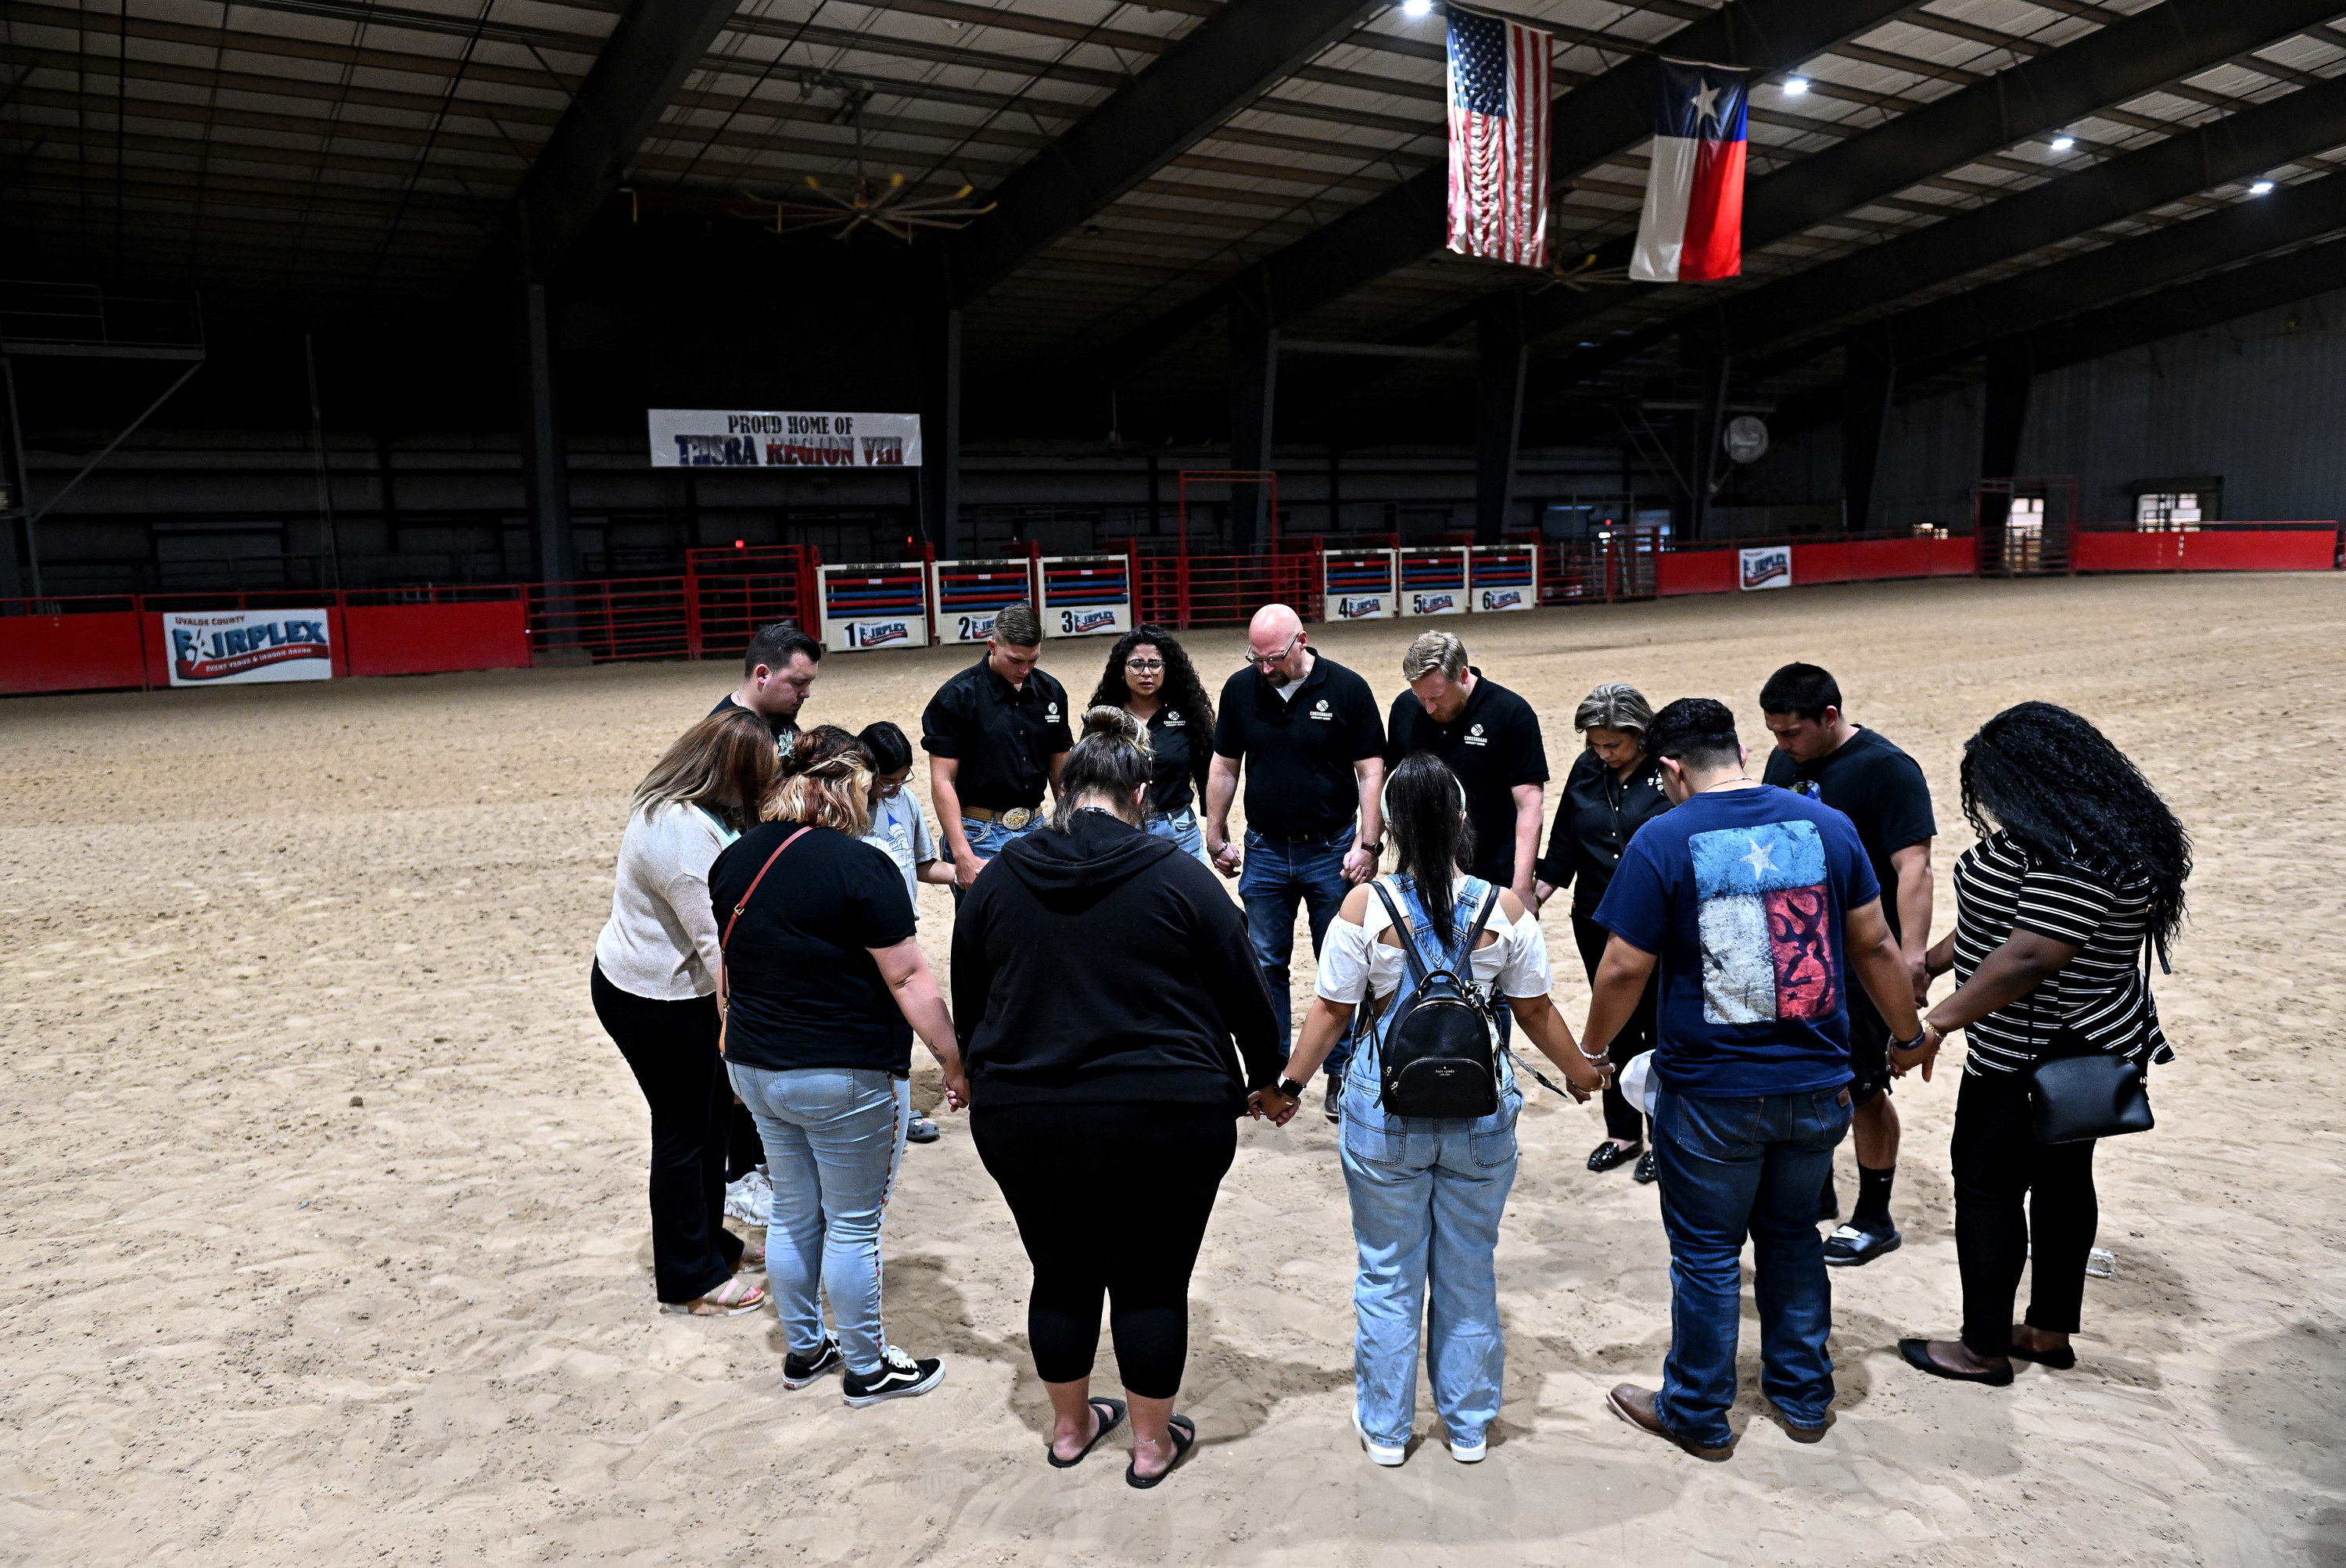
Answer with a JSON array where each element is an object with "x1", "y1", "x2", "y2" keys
[
  {"x1": 1089, "y1": 624, "x2": 1214, "y2": 865},
  {"x1": 1899, "y1": 701, "x2": 2190, "y2": 1385}
]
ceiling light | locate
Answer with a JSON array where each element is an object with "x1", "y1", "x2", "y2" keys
[
  {"x1": 1401, "y1": 0, "x2": 1433, "y2": 16},
  {"x1": 2251, "y1": 178, "x2": 2276, "y2": 194},
  {"x1": 2050, "y1": 135, "x2": 2075, "y2": 151},
  {"x1": 1781, "y1": 77, "x2": 1810, "y2": 95}
]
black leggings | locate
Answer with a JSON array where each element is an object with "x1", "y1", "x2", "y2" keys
[
  {"x1": 1951, "y1": 1069, "x2": 2098, "y2": 1357},
  {"x1": 590, "y1": 963, "x2": 744, "y2": 1303},
  {"x1": 1574, "y1": 914, "x2": 1659, "y2": 1143},
  {"x1": 972, "y1": 1100, "x2": 1236, "y2": 1399}
]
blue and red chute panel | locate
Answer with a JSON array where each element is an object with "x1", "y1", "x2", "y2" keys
[
  {"x1": 1468, "y1": 544, "x2": 1539, "y2": 612},
  {"x1": 931, "y1": 558, "x2": 1035, "y2": 644},
  {"x1": 1038, "y1": 555, "x2": 1133, "y2": 638},
  {"x1": 1320, "y1": 548, "x2": 1398, "y2": 621},
  {"x1": 817, "y1": 563, "x2": 930, "y2": 652},
  {"x1": 1397, "y1": 547, "x2": 1469, "y2": 616}
]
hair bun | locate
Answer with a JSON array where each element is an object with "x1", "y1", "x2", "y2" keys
[{"x1": 1081, "y1": 705, "x2": 1149, "y2": 748}]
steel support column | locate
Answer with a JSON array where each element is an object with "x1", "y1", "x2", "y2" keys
[
  {"x1": 1473, "y1": 294, "x2": 1527, "y2": 546},
  {"x1": 919, "y1": 303, "x2": 962, "y2": 554},
  {"x1": 1228, "y1": 287, "x2": 1277, "y2": 551},
  {"x1": 1841, "y1": 326, "x2": 1896, "y2": 535},
  {"x1": 515, "y1": 281, "x2": 572, "y2": 585}
]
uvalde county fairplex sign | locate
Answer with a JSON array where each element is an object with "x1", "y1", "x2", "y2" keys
[{"x1": 647, "y1": 411, "x2": 922, "y2": 468}]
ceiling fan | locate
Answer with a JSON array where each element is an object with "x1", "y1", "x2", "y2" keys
[{"x1": 744, "y1": 89, "x2": 995, "y2": 242}]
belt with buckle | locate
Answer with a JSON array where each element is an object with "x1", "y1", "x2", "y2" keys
[{"x1": 965, "y1": 805, "x2": 1038, "y2": 828}]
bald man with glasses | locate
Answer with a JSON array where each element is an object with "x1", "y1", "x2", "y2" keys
[{"x1": 1206, "y1": 605, "x2": 1387, "y2": 1084}]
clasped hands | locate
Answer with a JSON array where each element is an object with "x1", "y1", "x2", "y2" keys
[{"x1": 1247, "y1": 1054, "x2": 1612, "y2": 1125}]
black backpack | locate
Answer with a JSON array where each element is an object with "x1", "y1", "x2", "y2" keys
[{"x1": 1368, "y1": 879, "x2": 1503, "y2": 1119}]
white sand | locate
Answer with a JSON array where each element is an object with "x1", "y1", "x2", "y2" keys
[{"x1": 1, "y1": 573, "x2": 2341, "y2": 1565}]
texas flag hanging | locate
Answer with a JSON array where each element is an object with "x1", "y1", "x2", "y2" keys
[
  {"x1": 1628, "y1": 59, "x2": 1754, "y2": 283},
  {"x1": 1445, "y1": 7, "x2": 1552, "y2": 269}
]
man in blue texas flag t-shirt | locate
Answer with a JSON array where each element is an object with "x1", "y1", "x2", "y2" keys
[{"x1": 1581, "y1": 698, "x2": 1932, "y2": 1460}]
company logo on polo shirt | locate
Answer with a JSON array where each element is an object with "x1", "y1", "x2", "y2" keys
[
  {"x1": 1046, "y1": 701, "x2": 1060, "y2": 720},
  {"x1": 1162, "y1": 710, "x2": 1186, "y2": 727},
  {"x1": 1465, "y1": 721, "x2": 1487, "y2": 747},
  {"x1": 1310, "y1": 698, "x2": 1333, "y2": 721},
  {"x1": 846, "y1": 619, "x2": 912, "y2": 648}
]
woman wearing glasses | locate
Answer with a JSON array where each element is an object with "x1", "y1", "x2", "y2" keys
[{"x1": 1089, "y1": 625, "x2": 1215, "y2": 866}]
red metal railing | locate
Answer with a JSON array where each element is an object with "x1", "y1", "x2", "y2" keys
[
  {"x1": 1125, "y1": 546, "x2": 1322, "y2": 630},
  {"x1": 526, "y1": 576, "x2": 692, "y2": 663}
]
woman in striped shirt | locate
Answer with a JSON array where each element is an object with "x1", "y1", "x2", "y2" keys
[{"x1": 1897, "y1": 702, "x2": 2189, "y2": 1385}]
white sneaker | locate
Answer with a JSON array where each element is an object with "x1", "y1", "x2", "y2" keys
[
  {"x1": 1447, "y1": 1431, "x2": 1487, "y2": 1463},
  {"x1": 1352, "y1": 1407, "x2": 1406, "y2": 1467},
  {"x1": 723, "y1": 1168, "x2": 772, "y2": 1226}
]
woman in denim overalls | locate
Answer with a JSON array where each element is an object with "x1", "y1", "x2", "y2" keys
[{"x1": 1257, "y1": 754, "x2": 1607, "y2": 1464}]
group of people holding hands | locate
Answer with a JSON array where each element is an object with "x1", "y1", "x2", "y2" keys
[{"x1": 590, "y1": 600, "x2": 2190, "y2": 1479}]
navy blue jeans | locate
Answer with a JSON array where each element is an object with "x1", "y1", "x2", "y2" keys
[
  {"x1": 1238, "y1": 825, "x2": 1354, "y2": 1056},
  {"x1": 1653, "y1": 1084, "x2": 1853, "y2": 1448}
]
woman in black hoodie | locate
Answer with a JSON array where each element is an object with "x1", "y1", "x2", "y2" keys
[{"x1": 954, "y1": 705, "x2": 1284, "y2": 1489}]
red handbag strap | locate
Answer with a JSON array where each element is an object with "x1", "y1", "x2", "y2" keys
[{"x1": 719, "y1": 825, "x2": 812, "y2": 1000}]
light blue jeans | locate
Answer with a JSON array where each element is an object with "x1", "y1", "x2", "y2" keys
[
  {"x1": 1652, "y1": 1085, "x2": 1853, "y2": 1448},
  {"x1": 727, "y1": 1063, "x2": 909, "y2": 1375},
  {"x1": 1337, "y1": 1066, "x2": 1523, "y2": 1450},
  {"x1": 1145, "y1": 806, "x2": 1211, "y2": 867}
]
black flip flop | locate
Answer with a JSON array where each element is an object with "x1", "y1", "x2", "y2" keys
[
  {"x1": 1125, "y1": 1413, "x2": 1196, "y2": 1489},
  {"x1": 1046, "y1": 1398, "x2": 1126, "y2": 1469},
  {"x1": 2005, "y1": 1329, "x2": 2077, "y2": 1370},
  {"x1": 1899, "y1": 1338, "x2": 2014, "y2": 1387}
]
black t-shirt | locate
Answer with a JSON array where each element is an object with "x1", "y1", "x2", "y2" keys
[
  {"x1": 1211, "y1": 653, "x2": 1386, "y2": 838},
  {"x1": 919, "y1": 657, "x2": 1075, "y2": 812},
  {"x1": 1537, "y1": 746, "x2": 1674, "y2": 915},
  {"x1": 1141, "y1": 701, "x2": 1212, "y2": 815},
  {"x1": 1383, "y1": 669, "x2": 1549, "y2": 883},
  {"x1": 1760, "y1": 726, "x2": 1936, "y2": 942},
  {"x1": 707, "y1": 821, "x2": 919, "y2": 1074},
  {"x1": 710, "y1": 692, "x2": 796, "y2": 756}
]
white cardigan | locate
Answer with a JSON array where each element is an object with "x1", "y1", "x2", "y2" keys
[{"x1": 594, "y1": 802, "x2": 733, "y2": 1001}]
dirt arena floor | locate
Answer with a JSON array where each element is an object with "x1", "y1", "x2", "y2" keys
[{"x1": 2, "y1": 572, "x2": 2341, "y2": 1566}]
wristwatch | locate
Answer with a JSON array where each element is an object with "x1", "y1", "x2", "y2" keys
[
  {"x1": 1276, "y1": 1076, "x2": 1309, "y2": 1100},
  {"x1": 1358, "y1": 840, "x2": 1383, "y2": 856}
]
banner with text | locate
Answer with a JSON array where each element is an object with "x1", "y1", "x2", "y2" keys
[
  {"x1": 647, "y1": 410, "x2": 922, "y2": 469},
  {"x1": 163, "y1": 608, "x2": 334, "y2": 686},
  {"x1": 1739, "y1": 546, "x2": 1792, "y2": 590}
]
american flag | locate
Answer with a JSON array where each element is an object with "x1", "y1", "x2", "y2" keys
[{"x1": 1446, "y1": 8, "x2": 1551, "y2": 268}]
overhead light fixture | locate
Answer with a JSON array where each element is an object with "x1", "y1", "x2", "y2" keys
[
  {"x1": 1401, "y1": 0, "x2": 1433, "y2": 16},
  {"x1": 2050, "y1": 135, "x2": 2075, "y2": 151},
  {"x1": 1782, "y1": 77, "x2": 1810, "y2": 95},
  {"x1": 2251, "y1": 178, "x2": 2276, "y2": 194}
]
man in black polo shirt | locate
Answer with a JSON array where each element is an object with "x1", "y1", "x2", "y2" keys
[
  {"x1": 922, "y1": 602, "x2": 1073, "y2": 890},
  {"x1": 1760, "y1": 661, "x2": 1936, "y2": 1268},
  {"x1": 1385, "y1": 630, "x2": 1549, "y2": 910},
  {"x1": 710, "y1": 622, "x2": 822, "y2": 756},
  {"x1": 1206, "y1": 603, "x2": 1386, "y2": 1067}
]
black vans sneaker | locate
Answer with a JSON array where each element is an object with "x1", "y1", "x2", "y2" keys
[
  {"x1": 842, "y1": 1346, "x2": 945, "y2": 1407},
  {"x1": 782, "y1": 1337, "x2": 841, "y2": 1390}
]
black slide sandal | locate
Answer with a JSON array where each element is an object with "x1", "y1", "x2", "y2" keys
[
  {"x1": 1046, "y1": 1398, "x2": 1126, "y2": 1469},
  {"x1": 1899, "y1": 1339, "x2": 2015, "y2": 1387},
  {"x1": 1125, "y1": 1413, "x2": 1195, "y2": 1489}
]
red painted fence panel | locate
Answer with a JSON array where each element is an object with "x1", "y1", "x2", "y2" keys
[
  {"x1": 344, "y1": 600, "x2": 530, "y2": 676},
  {"x1": 0, "y1": 611, "x2": 150, "y2": 694},
  {"x1": 1656, "y1": 551, "x2": 1738, "y2": 597},
  {"x1": 2174, "y1": 529, "x2": 2337, "y2": 571},
  {"x1": 2073, "y1": 533, "x2": 2182, "y2": 572}
]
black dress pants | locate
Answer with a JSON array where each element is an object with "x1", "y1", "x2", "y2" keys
[
  {"x1": 1951, "y1": 1069, "x2": 2098, "y2": 1357},
  {"x1": 972, "y1": 1100, "x2": 1236, "y2": 1399},
  {"x1": 590, "y1": 963, "x2": 745, "y2": 1304},
  {"x1": 1574, "y1": 913, "x2": 1659, "y2": 1143}
]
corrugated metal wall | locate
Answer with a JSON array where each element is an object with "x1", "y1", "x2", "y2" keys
[{"x1": 1747, "y1": 285, "x2": 2346, "y2": 526}]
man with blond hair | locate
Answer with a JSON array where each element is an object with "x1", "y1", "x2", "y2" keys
[
  {"x1": 1206, "y1": 605, "x2": 1386, "y2": 1076},
  {"x1": 1385, "y1": 629, "x2": 1549, "y2": 911}
]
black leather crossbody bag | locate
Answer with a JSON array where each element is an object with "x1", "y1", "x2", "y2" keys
[{"x1": 2026, "y1": 940, "x2": 2159, "y2": 1145}]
